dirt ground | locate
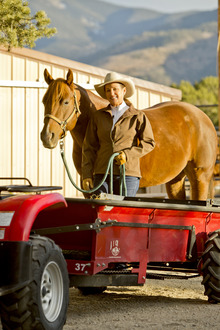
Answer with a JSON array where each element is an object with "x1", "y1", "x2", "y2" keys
[
  {"x1": 1, "y1": 275, "x2": 219, "y2": 330},
  {"x1": 64, "y1": 276, "x2": 220, "y2": 330}
]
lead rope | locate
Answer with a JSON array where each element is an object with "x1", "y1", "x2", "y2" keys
[{"x1": 59, "y1": 140, "x2": 127, "y2": 196}]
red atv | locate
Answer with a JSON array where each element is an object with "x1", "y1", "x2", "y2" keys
[{"x1": 0, "y1": 178, "x2": 220, "y2": 329}]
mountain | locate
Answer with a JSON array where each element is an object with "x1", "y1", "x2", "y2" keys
[{"x1": 28, "y1": 0, "x2": 218, "y2": 85}]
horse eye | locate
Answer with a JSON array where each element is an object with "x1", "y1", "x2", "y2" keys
[{"x1": 64, "y1": 100, "x2": 69, "y2": 105}]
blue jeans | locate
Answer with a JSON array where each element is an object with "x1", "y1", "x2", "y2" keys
[{"x1": 93, "y1": 175, "x2": 140, "y2": 197}]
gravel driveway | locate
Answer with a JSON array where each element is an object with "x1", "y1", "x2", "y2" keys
[
  {"x1": 0, "y1": 275, "x2": 219, "y2": 329},
  {"x1": 64, "y1": 276, "x2": 220, "y2": 330}
]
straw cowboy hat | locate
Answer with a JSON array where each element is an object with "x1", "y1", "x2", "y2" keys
[{"x1": 94, "y1": 72, "x2": 135, "y2": 99}]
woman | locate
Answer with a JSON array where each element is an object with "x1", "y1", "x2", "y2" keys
[{"x1": 82, "y1": 72, "x2": 155, "y2": 197}]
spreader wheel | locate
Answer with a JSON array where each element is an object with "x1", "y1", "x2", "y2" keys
[
  {"x1": 201, "y1": 230, "x2": 220, "y2": 303},
  {"x1": 0, "y1": 235, "x2": 69, "y2": 329}
]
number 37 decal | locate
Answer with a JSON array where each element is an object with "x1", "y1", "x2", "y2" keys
[{"x1": 75, "y1": 263, "x2": 91, "y2": 272}]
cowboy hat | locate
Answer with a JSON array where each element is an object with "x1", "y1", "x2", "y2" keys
[{"x1": 94, "y1": 72, "x2": 135, "y2": 99}]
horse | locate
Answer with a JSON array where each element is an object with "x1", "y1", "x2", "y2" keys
[{"x1": 40, "y1": 69, "x2": 218, "y2": 200}]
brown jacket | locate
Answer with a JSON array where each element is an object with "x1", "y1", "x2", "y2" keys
[{"x1": 82, "y1": 103, "x2": 155, "y2": 179}]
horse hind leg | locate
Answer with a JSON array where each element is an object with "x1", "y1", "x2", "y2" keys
[
  {"x1": 166, "y1": 172, "x2": 186, "y2": 200},
  {"x1": 185, "y1": 163, "x2": 213, "y2": 200}
]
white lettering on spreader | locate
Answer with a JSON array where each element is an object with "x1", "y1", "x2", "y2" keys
[
  {"x1": 75, "y1": 263, "x2": 88, "y2": 272},
  {"x1": 110, "y1": 240, "x2": 120, "y2": 257}
]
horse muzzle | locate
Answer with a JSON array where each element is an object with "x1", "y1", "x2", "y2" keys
[{"x1": 40, "y1": 126, "x2": 59, "y2": 149}]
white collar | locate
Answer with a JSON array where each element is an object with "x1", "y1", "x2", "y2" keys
[{"x1": 110, "y1": 101, "x2": 127, "y2": 112}]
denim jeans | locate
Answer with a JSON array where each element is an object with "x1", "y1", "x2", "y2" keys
[{"x1": 93, "y1": 174, "x2": 140, "y2": 197}]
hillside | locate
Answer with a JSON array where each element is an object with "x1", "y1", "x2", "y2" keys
[{"x1": 28, "y1": 0, "x2": 217, "y2": 85}]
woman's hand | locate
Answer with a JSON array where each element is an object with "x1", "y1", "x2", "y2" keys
[
  {"x1": 114, "y1": 151, "x2": 126, "y2": 165},
  {"x1": 82, "y1": 178, "x2": 94, "y2": 190}
]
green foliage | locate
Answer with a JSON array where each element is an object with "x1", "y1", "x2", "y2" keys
[
  {"x1": 171, "y1": 76, "x2": 219, "y2": 126},
  {"x1": 0, "y1": 0, "x2": 57, "y2": 51}
]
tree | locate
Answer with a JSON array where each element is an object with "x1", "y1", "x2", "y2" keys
[
  {"x1": 0, "y1": 0, "x2": 57, "y2": 51},
  {"x1": 172, "y1": 76, "x2": 218, "y2": 126}
]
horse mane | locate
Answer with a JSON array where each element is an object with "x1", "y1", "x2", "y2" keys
[
  {"x1": 77, "y1": 85, "x2": 108, "y2": 110},
  {"x1": 42, "y1": 78, "x2": 70, "y2": 111},
  {"x1": 69, "y1": 84, "x2": 108, "y2": 147}
]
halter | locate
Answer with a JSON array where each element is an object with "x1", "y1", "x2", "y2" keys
[{"x1": 44, "y1": 91, "x2": 81, "y2": 139}]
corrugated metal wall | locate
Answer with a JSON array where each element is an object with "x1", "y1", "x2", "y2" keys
[{"x1": 0, "y1": 46, "x2": 181, "y2": 197}]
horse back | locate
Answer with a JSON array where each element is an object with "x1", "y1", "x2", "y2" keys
[
  {"x1": 143, "y1": 101, "x2": 217, "y2": 147},
  {"x1": 139, "y1": 101, "x2": 218, "y2": 187}
]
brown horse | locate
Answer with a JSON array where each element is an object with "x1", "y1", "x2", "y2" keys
[{"x1": 41, "y1": 69, "x2": 218, "y2": 200}]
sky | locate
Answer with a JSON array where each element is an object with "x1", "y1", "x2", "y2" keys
[{"x1": 98, "y1": 0, "x2": 217, "y2": 13}]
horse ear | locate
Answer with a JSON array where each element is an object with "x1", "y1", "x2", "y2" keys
[
  {"x1": 44, "y1": 69, "x2": 54, "y2": 85},
  {"x1": 66, "y1": 69, "x2": 73, "y2": 86}
]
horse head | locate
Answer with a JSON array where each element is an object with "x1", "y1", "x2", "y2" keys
[{"x1": 40, "y1": 69, "x2": 81, "y2": 149}]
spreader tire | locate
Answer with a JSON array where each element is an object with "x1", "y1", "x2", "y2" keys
[
  {"x1": 201, "y1": 230, "x2": 220, "y2": 303},
  {"x1": 0, "y1": 235, "x2": 69, "y2": 329},
  {"x1": 78, "y1": 287, "x2": 107, "y2": 295}
]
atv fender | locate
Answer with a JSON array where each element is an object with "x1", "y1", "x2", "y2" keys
[
  {"x1": 0, "y1": 193, "x2": 67, "y2": 241},
  {"x1": 0, "y1": 193, "x2": 67, "y2": 296}
]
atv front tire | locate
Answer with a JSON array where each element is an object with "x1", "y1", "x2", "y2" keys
[{"x1": 0, "y1": 235, "x2": 69, "y2": 329}]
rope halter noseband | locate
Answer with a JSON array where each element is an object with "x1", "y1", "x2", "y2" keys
[{"x1": 44, "y1": 91, "x2": 81, "y2": 139}]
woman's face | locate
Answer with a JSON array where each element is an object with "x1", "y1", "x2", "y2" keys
[{"x1": 105, "y1": 83, "x2": 126, "y2": 107}]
